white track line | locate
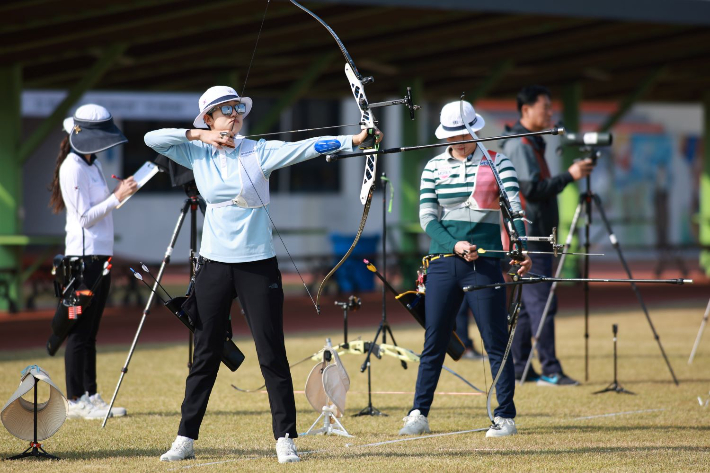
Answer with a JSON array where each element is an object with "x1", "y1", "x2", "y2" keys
[
  {"x1": 573, "y1": 408, "x2": 665, "y2": 420},
  {"x1": 168, "y1": 449, "x2": 330, "y2": 470},
  {"x1": 346, "y1": 427, "x2": 489, "y2": 448},
  {"x1": 251, "y1": 390, "x2": 482, "y2": 396}
]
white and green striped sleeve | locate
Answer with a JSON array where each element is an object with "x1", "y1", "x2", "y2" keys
[
  {"x1": 419, "y1": 160, "x2": 439, "y2": 230},
  {"x1": 419, "y1": 158, "x2": 459, "y2": 252}
]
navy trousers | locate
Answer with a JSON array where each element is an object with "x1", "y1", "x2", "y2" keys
[
  {"x1": 455, "y1": 299, "x2": 475, "y2": 350},
  {"x1": 414, "y1": 256, "x2": 515, "y2": 419},
  {"x1": 511, "y1": 254, "x2": 562, "y2": 376}
]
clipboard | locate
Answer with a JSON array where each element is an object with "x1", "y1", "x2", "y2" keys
[{"x1": 116, "y1": 161, "x2": 160, "y2": 208}]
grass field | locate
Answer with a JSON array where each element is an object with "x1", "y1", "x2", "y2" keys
[{"x1": 1, "y1": 303, "x2": 709, "y2": 472}]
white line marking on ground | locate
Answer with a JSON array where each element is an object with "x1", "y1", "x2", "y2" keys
[
  {"x1": 251, "y1": 390, "x2": 483, "y2": 396},
  {"x1": 346, "y1": 427, "x2": 490, "y2": 448},
  {"x1": 168, "y1": 449, "x2": 331, "y2": 470},
  {"x1": 573, "y1": 408, "x2": 665, "y2": 420}
]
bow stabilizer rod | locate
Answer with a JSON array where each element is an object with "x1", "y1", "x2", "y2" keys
[
  {"x1": 463, "y1": 275, "x2": 693, "y2": 292},
  {"x1": 326, "y1": 127, "x2": 565, "y2": 161}
]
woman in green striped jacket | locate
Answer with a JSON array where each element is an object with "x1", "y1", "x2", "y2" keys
[{"x1": 399, "y1": 101, "x2": 531, "y2": 439}]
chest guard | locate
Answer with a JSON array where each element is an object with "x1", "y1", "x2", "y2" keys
[{"x1": 209, "y1": 139, "x2": 270, "y2": 209}]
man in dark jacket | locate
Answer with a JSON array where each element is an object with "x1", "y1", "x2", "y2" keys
[{"x1": 501, "y1": 85, "x2": 594, "y2": 386}]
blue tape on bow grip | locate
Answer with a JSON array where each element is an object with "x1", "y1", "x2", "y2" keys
[{"x1": 315, "y1": 139, "x2": 341, "y2": 154}]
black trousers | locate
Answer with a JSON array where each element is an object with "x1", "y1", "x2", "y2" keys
[
  {"x1": 177, "y1": 257, "x2": 296, "y2": 440},
  {"x1": 65, "y1": 255, "x2": 111, "y2": 399}
]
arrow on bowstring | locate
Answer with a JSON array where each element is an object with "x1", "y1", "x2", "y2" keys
[
  {"x1": 474, "y1": 248, "x2": 604, "y2": 257},
  {"x1": 325, "y1": 127, "x2": 565, "y2": 161}
]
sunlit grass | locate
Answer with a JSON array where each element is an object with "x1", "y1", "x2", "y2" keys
[{"x1": 1, "y1": 304, "x2": 709, "y2": 472}]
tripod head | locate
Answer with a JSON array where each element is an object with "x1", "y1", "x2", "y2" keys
[
  {"x1": 334, "y1": 295, "x2": 361, "y2": 312},
  {"x1": 183, "y1": 181, "x2": 200, "y2": 198},
  {"x1": 577, "y1": 147, "x2": 603, "y2": 166}
]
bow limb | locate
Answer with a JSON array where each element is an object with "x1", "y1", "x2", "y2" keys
[
  {"x1": 315, "y1": 185, "x2": 375, "y2": 313},
  {"x1": 485, "y1": 275, "x2": 522, "y2": 423},
  {"x1": 291, "y1": 0, "x2": 380, "y2": 311}
]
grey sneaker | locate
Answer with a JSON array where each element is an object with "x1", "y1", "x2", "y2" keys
[
  {"x1": 67, "y1": 393, "x2": 109, "y2": 420},
  {"x1": 276, "y1": 434, "x2": 299, "y2": 463},
  {"x1": 485, "y1": 416, "x2": 517, "y2": 438},
  {"x1": 398, "y1": 409, "x2": 431, "y2": 435},
  {"x1": 88, "y1": 392, "x2": 127, "y2": 417},
  {"x1": 461, "y1": 348, "x2": 488, "y2": 361},
  {"x1": 160, "y1": 436, "x2": 195, "y2": 461}
]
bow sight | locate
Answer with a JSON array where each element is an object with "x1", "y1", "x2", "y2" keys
[{"x1": 364, "y1": 87, "x2": 420, "y2": 120}]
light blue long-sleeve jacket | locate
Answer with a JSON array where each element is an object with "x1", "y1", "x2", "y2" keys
[{"x1": 144, "y1": 129, "x2": 353, "y2": 263}]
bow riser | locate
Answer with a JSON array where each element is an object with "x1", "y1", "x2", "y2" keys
[{"x1": 345, "y1": 63, "x2": 378, "y2": 204}]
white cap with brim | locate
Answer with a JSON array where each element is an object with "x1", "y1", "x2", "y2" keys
[
  {"x1": 435, "y1": 100, "x2": 486, "y2": 139},
  {"x1": 68, "y1": 104, "x2": 128, "y2": 154},
  {"x1": 193, "y1": 85, "x2": 253, "y2": 129}
]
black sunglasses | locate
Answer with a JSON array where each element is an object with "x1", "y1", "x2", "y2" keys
[{"x1": 209, "y1": 103, "x2": 247, "y2": 116}]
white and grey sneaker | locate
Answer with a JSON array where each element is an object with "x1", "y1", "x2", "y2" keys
[
  {"x1": 485, "y1": 416, "x2": 518, "y2": 438},
  {"x1": 160, "y1": 436, "x2": 195, "y2": 462},
  {"x1": 88, "y1": 392, "x2": 127, "y2": 417},
  {"x1": 398, "y1": 409, "x2": 431, "y2": 435},
  {"x1": 276, "y1": 434, "x2": 300, "y2": 463},
  {"x1": 67, "y1": 393, "x2": 109, "y2": 420}
]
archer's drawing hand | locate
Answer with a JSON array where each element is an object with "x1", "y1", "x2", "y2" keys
[
  {"x1": 455, "y1": 241, "x2": 478, "y2": 262},
  {"x1": 187, "y1": 129, "x2": 236, "y2": 149}
]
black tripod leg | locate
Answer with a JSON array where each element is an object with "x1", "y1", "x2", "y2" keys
[
  {"x1": 592, "y1": 194, "x2": 679, "y2": 385},
  {"x1": 361, "y1": 324, "x2": 384, "y2": 372},
  {"x1": 102, "y1": 199, "x2": 191, "y2": 428},
  {"x1": 382, "y1": 323, "x2": 407, "y2": 369}
]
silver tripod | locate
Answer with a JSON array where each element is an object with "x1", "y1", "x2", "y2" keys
[
  {"x1": 688, "y1": 298, "x2": 710, "y2": 364},
  {"x1": 102, "y1": 190, "x2": 205, "y2": 427}
]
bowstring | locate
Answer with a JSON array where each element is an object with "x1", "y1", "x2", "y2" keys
[
  {"x1": 230, "y1": 0, "x2": 318, "y2": 312},
  {"x1": 456, "y1": 99, "x2": 491, "y2": 414},
  {"x1": 240, "y1": 0, "x2": 270, "y2": 98}
]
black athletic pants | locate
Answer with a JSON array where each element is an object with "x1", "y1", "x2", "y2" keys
[
  {"x1": 177, "y1": 256, "x2": 296, "y2": 440},
  {"x1": 65, "y1": 255, "x2": 111, "y2": 399}
]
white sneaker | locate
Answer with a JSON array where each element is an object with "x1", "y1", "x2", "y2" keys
[
  {"x1": 67, "y1": 393, "x2": 110, "y2": 420},
  {"x1": 486, "y1": 416, "x2": 518, "y2": 437},
  {"x1": 398, "y1": 409, "x2": 431, "y2": 435},
  {"x1": 160, "y1": 436, "x2": 195, "y2": 461},
  {"x1": 276, "y1": 434, "x2": 300, "y2": 463},
  {"x1": 88, "y1": 392, "x2": 127, "y2": 417}
]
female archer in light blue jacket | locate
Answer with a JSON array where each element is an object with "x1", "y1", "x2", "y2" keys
[{"x1": 145, "y1": 85, "x2": 382, "y2": 464}]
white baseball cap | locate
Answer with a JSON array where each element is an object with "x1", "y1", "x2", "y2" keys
[
  {"x1": 435, "y1": 100, "x2": 486, "y2": 139},
  {"x1": 193, "y1": 85, "x2": 252, "y2": 129}
]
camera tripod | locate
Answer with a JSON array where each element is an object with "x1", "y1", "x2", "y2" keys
[
  {"x1": 354, "y1": 173, "x2": 406, "y2": 417},
  {"x1": 519, "y1": 150, "x2": 678, "y2": 386},
  {"x1": 102, "y1": 183, "x2": 206, "y2": 427}
]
